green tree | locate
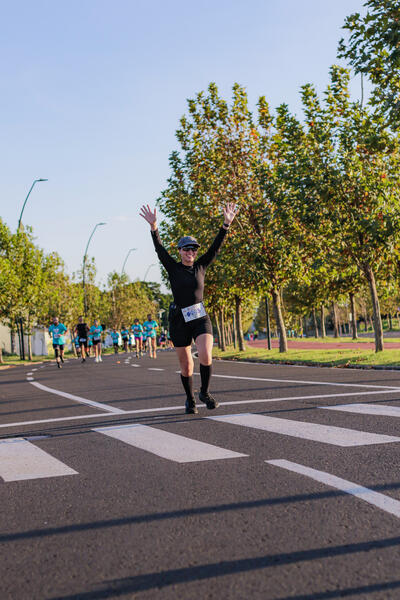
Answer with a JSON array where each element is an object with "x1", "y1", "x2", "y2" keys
[{"x1": 338, "y1": 0, "x2": 400, "y2": 125}]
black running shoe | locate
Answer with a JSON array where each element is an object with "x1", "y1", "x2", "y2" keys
[
  {"x1": 185, "y1": 398, "x2": 198, "y2": 414},
  {"x1": 57, "y1": 361, "x2": 61, "y2": 369},
  {"x1": 60, "y1": 356, "x2": 64, "y2": 363},
  {"x1": 81, "y1": 358, "x2": 86, "y2": 363},
  {"x1": 199, "y1": 391, "x2": 219, "y2": 409}
]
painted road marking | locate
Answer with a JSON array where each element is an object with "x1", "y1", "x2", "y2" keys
[
  {"x1": 93, "y1": 424, "x2": 247, "y2": 463},
  {"x1": 132, "y1": 364, "x2": 140, "y2": 367},
  {"x1": 320, "y1": 403, "x2": 400, "y2": 418},
  {"x1": 27, "y1": 372, "x2": 33, "y2": 376},
  {"x1": 194, "y1": 373, "x2": 400, "y2": 391},
  {"x1": 29, "y1": 381, "x2": 125, "y2": 414},
  {"x1": 148, "y1": 368, "x2": 164, "y2": 371},
  {"x1": 2, "y1": 390, "x2": 400, "y2": 430},
  {"x1": 0, "y1": 438, "x2": 78, "y2": 482},
  {"x1": 267, "y1": 459, "x2": 400, "y2": 519},
  {"x1": 26, "y1": 377, "x2": 34, "y2": 381},
  {"x1": 208, "y1": 413, "x2": 400, "y2": 446}
]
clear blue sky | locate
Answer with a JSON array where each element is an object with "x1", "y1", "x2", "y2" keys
[{"x1": 1, "y1": 0, "x2": 366, "y2": 289}]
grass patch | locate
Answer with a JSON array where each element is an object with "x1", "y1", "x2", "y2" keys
[{"x1": 213, "y1": 345, "x2": 400, "y2": 368}]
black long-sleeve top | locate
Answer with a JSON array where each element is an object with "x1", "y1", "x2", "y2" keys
[{"x1": 151, "y1": 227, "x2": 228, "y2": 308}]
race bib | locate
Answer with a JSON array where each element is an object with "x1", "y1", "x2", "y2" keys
[
  {"x1": 79, "y1": 338, "x2": 86, "y2": 342},
  {"x1": 181, "y1": 302, "x2": 207, "y2": 322}
]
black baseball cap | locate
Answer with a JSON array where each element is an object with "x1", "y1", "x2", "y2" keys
[{"x1": 177, "y1": 236, "x2": 200, "y2": 249}]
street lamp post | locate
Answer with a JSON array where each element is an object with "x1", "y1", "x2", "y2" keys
[
  {"x1": 143, "y1": 263, "x2": 156, "y2": 282},
  {"x1": 17, "y1": 178, "x2": 48, "y2": 230},
  {"x1": 121, "y1": 248, "x2": 137, "y2": 276},
  {"x1": 82, "y1": 222, "x2": 106, "y2": 316}
]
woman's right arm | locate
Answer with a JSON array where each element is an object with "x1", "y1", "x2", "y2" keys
[{"x1": 140, "y1": 205, "x2": 176, "y2": 271}]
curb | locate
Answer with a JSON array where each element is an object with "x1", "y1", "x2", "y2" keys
[{"x1": 214, "y1": 357, "x2": 400, "y2": 371}]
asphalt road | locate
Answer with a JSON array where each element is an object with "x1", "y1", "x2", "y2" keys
[{"x1": 2, "y1": 350, "x2": 400, "y2": 599}]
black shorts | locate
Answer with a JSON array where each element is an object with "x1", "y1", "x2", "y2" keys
[
  {"x1": 93, "y1": 339, "x2": 101, "y2": 345},
  {"x1": 53, "y1": 344, "x2": 64, "y2": 351},
  {"x1": 113, "y1": 342, "x2": 119, "y2": 348},
  {"x1": 169, "y1": 307, "x2": 212, "y2": 347},
  {"x1": 79, "y1": 338, "x2": 88, "y2": 345}
]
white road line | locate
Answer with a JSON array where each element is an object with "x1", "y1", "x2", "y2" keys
[
  {"x1": 27, "y1": 372, "x2": 33, "y2": 376},
  {"x1": 2, "y1": 390, "x2": 400, "y2": 430},
  {"x1": 208, "y1": 413, "x2": 400, "y2": 447},
  {"x1": 320, "y1": 403, "x2": 400, "y2": 418},
  {"x1": 220, "y1": 390, "x2": 400, "y2": 406},
  {"x1": 132, "y1": 364, "x2": 140, "y2": 367},
  {"x1": 267, "y1": 459, "x2": 400, "y2": 519},
  {"x1": 194, "y1": 372, "x2": 400, "y2": 391},
  {"x1": 148, "y1": 368, "x2": 164, "y2": 371},
  {"x1": 31, "y1": 369, "x2": 38, "y2": 372},
  {"x1": 26, "y1": 377, "x2": 34, "y2": 381},
  {"x1": 93, "y1": 424, "x2": 247, "y2": 463},
  {"x1": 0, "y1": 438, "x2": 78, "y2": 482},
  {"x1": 29, "y1": 381, "x2": 125, "y2": 414}
]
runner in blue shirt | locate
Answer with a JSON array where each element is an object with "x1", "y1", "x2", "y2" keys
[
  {"x1": 110, "y1": 329, "x2": 120, "y2": 354},
  {"x1": 120, "y1": 325, "x2": 130, "y2": 352},
  {"x1": 48, "y1": 317, "x2": 68, "y2": 368},
  {"x1": 89, "y1": 319, "x2": 103, "y2": 362},
  {"x1": 131, "y1": 319, "x2": 144, "y2": 358},
  {"x1": 128, "y1": 333, "x2": 134, "y2": 352},
  {"x1": 143, "y1": 313, "x2": 159, "y2": 359}
]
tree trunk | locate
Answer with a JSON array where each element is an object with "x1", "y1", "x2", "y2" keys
[
  {"x1": 234, "y1": 295, "x2": 245, "y2": 352},
  {"x1": 271, "y1": 288, "x2": 287, "y2": 352},
  {"x1": 312, "y1": 308, "x2": 319, "y2": 338},
  {"x1": 0, "y1": 346, "x2": 3, "y2": 363},
  {"x1": 363, "y1": 263, "x2": 384, "y2": 352},
  {"x1": 349, "y1": 292, "x2": 358, "y2": 340},
  {"x1": 332, "y1": 303, "x2": 339, "y2": 338},
  {"x1": 389, "y1": 313, "x2": 393, "y2": 331},
  {"x1": 397, "y1": 312, "x2": 400, "y2": 330},
  {"x1": 303, "y1": 316, "x2": 308, "y2": 337},
  {"x1": 219, "y1": 310, "x2": 226, "y2": 352},
  {"x1": 214, "y1": 313, "x2": 222, "y2": 350},
  {"x1": 363, "y1": 309, "x2": 368, "y2": 331},
  {"x1": 11, "y1": 330, "x2": 16, "y2": 354},
  {"x1": 320, "y1": 305, "x2": 326, "y2": 338},
  {"x1": 232, "y1": 313, "x2": 237, "y2": 349}
]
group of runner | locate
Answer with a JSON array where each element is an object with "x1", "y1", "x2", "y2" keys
[
  {"x1": 109, "y1": 315, "x2": 159, "y2": 358},
  {"x1": 48, "y1": 314, "x2": 160, "y2": 367}
]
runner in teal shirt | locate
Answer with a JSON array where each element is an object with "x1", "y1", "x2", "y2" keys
[
  {"x1": 120, "y1": 326, "x2": 130, "y2": 352},
  {"x1": 110, "y1": 329, "x2": 120, "y2": 353},
  {"x1": 132, "y1": 319, "x2": 144, "y2": 357},
  {"x1": 89, "y1": 320, "x2": 103, "y2": 362},
  {"x1": 143, "y1": 314, "x2": 158, "y2": 359},
  {"x1": 48, "y1": 317, "x2": 67, "y2": 368}
]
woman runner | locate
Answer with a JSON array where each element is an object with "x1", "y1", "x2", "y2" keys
[{"x1": 140, "y1": 202, "x2": 237, "y2": 414}]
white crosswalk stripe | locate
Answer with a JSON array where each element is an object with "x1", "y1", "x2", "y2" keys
[
  {"x1": 93, "y1": 423, "x2": 248, "y2": 463},
  {"x1": 207, "y1": 413, "x2": 400, "y2": 447},
  {"x1": 320, "y1": 403, "x2": 400, "y2": 418},
  {"x1": 0, "y1": 438, "x2": 78, "y2": 482}
]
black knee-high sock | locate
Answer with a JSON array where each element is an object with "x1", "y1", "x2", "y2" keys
[
  {"x1": 180, "y1": 374, "x2": 194, "y2": 400},
  {"x1": 200, "y1": 364, "x2": 212, "y2": 394}
]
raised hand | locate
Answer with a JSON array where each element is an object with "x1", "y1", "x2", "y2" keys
[
  {"x1": 223, "y1": 202, "x2": 238, "y2": 226},
  {"x1": 140, "y1": 205, "x2": 157, "y2": 229}
]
